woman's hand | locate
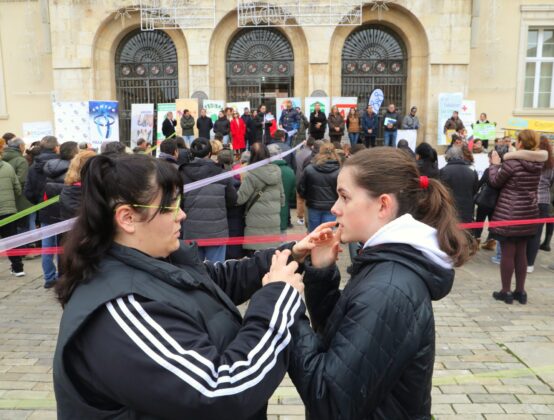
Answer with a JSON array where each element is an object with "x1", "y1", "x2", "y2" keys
[
  {"x1": 310, "y1": 223, "x2": 343, "y2": 269},
  {"x1": 263, "y1": 250, "x2": 304, "y2": 293},
  {"x1": 491, "y1": 150, "x2": 501, "y2": 165},
  {"x1": 291, "y1": 222, "x2": 336, "y2": 263}
]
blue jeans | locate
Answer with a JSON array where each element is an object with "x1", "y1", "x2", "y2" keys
[
  {"x1": 384, "y1": 131, "x2": 397, "y2": 147},
  {"x1": 41, "y1": 225, "x2": 60, "y2": 283},
  {"x1": 348, "y1": 133, "x2": 360, "y2": 145},
  {"x1": 222, "y1": 135, "x2": 230, "y2": 145},
  {"x1": 198, "y1": 245, "x2": 227, "y2": 263},
  {"x1": 307, "y1": 208, "x2": 336, "y2": 233},
  {"x1": 183, "y1": 135, "x2": 194, "y2": 148}
]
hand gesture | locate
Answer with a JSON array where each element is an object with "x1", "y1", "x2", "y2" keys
[
  {"x1": 309, "y1": 222, "x2": 343, "y2": 269},
  {"x1": 491, "y1": 150, "x2": 501, "y2": 165},
  {"x1": 263, "y1": 250, "x2": 304, "y2": 293},
  {"x1": 292, "y1": 222, "x2": 335, "y2": 263}
]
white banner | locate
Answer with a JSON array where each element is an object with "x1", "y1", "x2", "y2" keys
[
  {"x1": 130, "y1": 103, "x2": 154, "y2": 148},
  {"x1": 397, "y1": 129, "x2": 417, "y2": 152},
  {"x1": 437, "y1": 92, "x2": 463, "y2": 146},
  {"x1": 203, "y1": 100, "x2": 225, "y2": 123},
  {"x1": 459, "y1": 99, "x2": 476, "y2": 138},
  {"x1": 53, "y1": 101, "x2": 90, "y2": 144},
  {"x1": 22, "y1": 121, "x2": 53, "y2": 145},
  {"x1": 438, "y1": 152, "x2": 489, "y2": 179}
]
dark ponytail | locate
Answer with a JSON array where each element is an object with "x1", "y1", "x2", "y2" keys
[
  {"x1": 343, "y1": 148, "x2": 474, "y2": 267},
  {"x1": 55, "y1": 154, "x2": 182, "y2": 306}
]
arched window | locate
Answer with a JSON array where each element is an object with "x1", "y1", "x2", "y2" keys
[{"x1": 115, "y1": 29, "x2": 179, "y2": 144}]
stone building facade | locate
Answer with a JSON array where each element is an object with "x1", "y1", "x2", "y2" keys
[{"x1": 1, "y1": 0, "x2": 553, "y2": 144}]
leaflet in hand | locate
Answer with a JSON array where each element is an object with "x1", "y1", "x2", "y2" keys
[{"x1": 384, "y1": 117, "x2": 397, "y2": 127}]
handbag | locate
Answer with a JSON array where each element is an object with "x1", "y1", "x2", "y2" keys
[
  {"x1": 244, "y1": 184, "x2": 268, "y2": 218},
  {"x1": 474, "y1": 183, "x2": 499, "y2": 209}
]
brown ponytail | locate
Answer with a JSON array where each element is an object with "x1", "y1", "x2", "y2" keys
[{"x1": 343, "y1": 148, "x2": 474, "y2": 267}]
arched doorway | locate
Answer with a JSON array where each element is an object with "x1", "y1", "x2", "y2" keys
[
  {"x1": 226, "y1": 28, "x2": 294, "y2": 115},
  {"x1": 115, "y1": 29, "x2": 179, "y2": 144},
  {"x1": 342, "y1": 25, "x2": 407, "y2": 114}
]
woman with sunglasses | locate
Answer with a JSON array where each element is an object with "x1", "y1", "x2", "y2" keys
[{"x1": 53, "y1": 153, "x2": 325, "y2": 419}]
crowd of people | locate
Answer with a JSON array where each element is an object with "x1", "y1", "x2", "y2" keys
[{"x1": 0, "y1": 103, "x2": 553, "y2": 419}]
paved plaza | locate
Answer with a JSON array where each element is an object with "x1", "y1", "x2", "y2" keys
[{"x1": 1, "y1": 226, "x2": 554, "y2": 419}]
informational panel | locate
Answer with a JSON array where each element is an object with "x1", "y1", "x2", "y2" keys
[
  {"x1": 459, "y1": 99, "x2": 476, "y2": 138},
  {"x1": 332, "y1": 97, "x2": 358, "y2": 120},
  {"x1": 203, "y1": 100, "x2": 225, "y2": 123},
  {"x1": 52, "y1": 101, "x2": 90, "y2": 144},
  {"x1": 437, "y1": 92, "x2": 463, "y2": 145},
  {"x1": 22, "y1": 121, "x2": 53, "y2": 145},
  {"x1": 226, "y1": 101, "x2": 251, "y2": 115},
  {"x1": 176, "y1": 98, "x2": 199, "y2": 137},
  {"x1": 473, "y1": 123, "x2": 496, "y2": 140},
  {"x1": 305, "y1": 97, "x2": 330, "y2": 116},
  {"x1": 130, "y1": 103, "x2": 154, "y2": 148},
  {"x1": 89, "y1": 101, "x2": 119, "y2": 150}
]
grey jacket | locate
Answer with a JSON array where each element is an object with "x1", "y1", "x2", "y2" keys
[
  {"x1": 180, "y1": 114, "x2": 195, "y2": 136},
  {"x1": 237, "y1": 164, "x2": 285, "y2": 250},
  {"x1": 401, "y1": 114, "x2": 420, "y2": 130}
]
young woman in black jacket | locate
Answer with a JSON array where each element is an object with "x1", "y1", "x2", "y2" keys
[
  {"x1": 53, "y1": 154, "x2": 326, "y2": 420},
  {"x1": 288, "y1": 148, "x2": 473, "y2": 419}
]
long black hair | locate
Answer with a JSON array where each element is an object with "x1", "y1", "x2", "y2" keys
[{"x1": 55, "y1": 153, "x2": 182, "y2": 306}]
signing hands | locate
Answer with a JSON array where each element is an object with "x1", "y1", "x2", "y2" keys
[
  {"x1": 292, "y1": 221, "x2": 342, "y2": 268},
  {"x1": 263, "y1": 250, "x2": 304, "y2": 293}
]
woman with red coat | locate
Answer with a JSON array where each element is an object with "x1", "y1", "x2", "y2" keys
[
  {"x1": 230, "y1": 111, "x2": 246, "y2": 158},
  {"x1": 488, "y1": 129, "x2": 548, "y2": 305}
]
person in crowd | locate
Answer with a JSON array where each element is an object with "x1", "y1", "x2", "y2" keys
[
  {"x1": 1, "y1": 132, "x2": 16, "y2": 143},
  {"x1": 350, "y1": 143, "x2": 366, "y2": 155},
  {"x1": 102, "y1": 141, "x2": 126, "y2": 155},
  {"x1": 158, "y1": 138, "x2": 179, "y2": 170},
  {"x1": 288, "y1": 147, "x2": 473, "y2": 420},
  {"x1": 59, "y1": 150, "x2": 96, "y2": 221},
  {"x1": 298, "y1": 143, "x2": 341, "y2": 232},
  {"x1": 180, "y1": 138, "x2": 236, "y2": 263},
  {"x1": 253, "y1": 105, "x2": 272, "y2": 144},
  {"x1": 179, "y1": 109, "x2": 195, "y2": 147},
  {"x1": 209, "y1": 138, "x2": 223, "y2": 163},
  {"x1": 443, "y1": 110, "x2": 465, "y2": 134},
  {"x1": 447, "y1": 133, "x2": 464, "y2": 150},
  {"x1": 40, "y1": 141, "x2": 79, "y2": 288},
  {"x1": 415, "y1": 142, "x2": 439, "y2": 179},
  {"x1": 135, "y1": 138, "x2": 149, "y2": 153},
  {"x1": 24, "y1": 141, "x2": 42, "y2": 166},
  {"x1": 294, "y1": 107, "x2": 309, "y2": 146},
  {"x1": 401, "y1": 106, "x2": 420, "y2": 130},
  {"x1": 0, "y1": 152, "x2": 24, "y2": 277},
  {"x1": 309, "y1": 103, "x2": 327, "y2": 140},
  {"x1": 213, "y1": 110, "x2": 231, "y2": 145},
  {"x1": 488, "y1": 129, "x2": 548, "y2": 304},
  {"x1": 346, "y1": 107, "x2": 360, "y2": 146},
  {"x1": 361, "y1": 104, "x2": 379, "y2": 148},
  {"x1": 24, "y1": 136, "x2": 59, "y2": 206},
  {"x1": 332, "y1": 141, "x2": 346, "y2": 164},
  {"x1": 217, "y1": 147, "x2": 234, "y2": 172},
  {"x1": 279, "y1": 100, "x2": 300, "y2": 146},
  {"x1": 231, "y1": 110, "x2": 247, "y2": 159},
  {"x1": 439, "y1": 145, "x2": 479, "y2": 225},
  {"x1": 472, "y1": 139, "x2": 484, "y2": 154},
  {"x1": 328, "y1": 106, "x2": 345, "y2": 144},
  {"x1": 294, "y1": 137, "x2": 315, "y2": 226},
  {"x1": 237, "y1": 143, "x2": 284, "y2": 254},
  {"x1": 4, "y1": 138, "x2": 32, "y2": 219},
  {"x1": 246, "y1": 109, "x2": 258, "y2": 148},
  {"x1": 78, "y1": 141, "x2": 92, "y2": 151},
  {"x1": 174, "y1": 136, "x2": 192, "y2": 166},
  {"x1": 473, "y1": 112, "x2": 494, "y2": 149},
  {"x1": 526, "y1": 136, "x2": 554, "y2": 271},
  {"x1": 225, "y1": 107, "x2": 233, "y2": 121},
  {"x1": 0, "y1": 137, "x2": 5, "y2": 155},
  {"x1": 474, "y1": 151, "x2": 499, "y2": 250},
  {"x1": 270, "y1": 130, "x2": 296, "y2": 172},
  {"x1": 397, "y1": 139, "x2": 415, "y2": 158},
  {"x1": 462, "y1": 143, "x2": 475, "y2": 166},
  {"x1": 52, "y1": 152, "x2": 331, "y2": 419},
  {"x1": 196, "y1": 108, "x2": 214, "y2": 140},
  {"x1": 161, "y1": 111, "x2": 177, "y2": 139},
  {"x1": 383, "y1": 103, "x2": 400, "y2": 147},
  {"x1": 268, "y1": 143, "x2": 296, "y2": 235},
  {"x1": 241, "y1": 108, "x2": 252, "y2": 148}
]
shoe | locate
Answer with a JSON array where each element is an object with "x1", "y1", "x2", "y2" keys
[
  {"x1": 44, "y1": 280, "x2": 57, "y2": 289},
  {"x1": 287, "y1": 223, "x2": 294, "y2": 229},
  {"x1": 513, "y1": 291, "x2": 528, "y2": 304},
  {"x1": 481, "y1": 239, "x2": 497, "y2": 251},
  {"x1": 10, "y1": 270, "x2": 26, "y2": 277},
  {"x1": 296, "y1": 218, "x2": 305, "y2": 225},
  {"x1": 527, "y1": 265, "x2": 534, "y2": 273},
  {"x1": 493, "y1": 291, "x2": 514, "y2": 304},
  {"x1": 539, "y1": 243, "x2": 551, "y2": 252},
  {"x1": 491, "y1": 256, "x2": 501, "y2": 265}
]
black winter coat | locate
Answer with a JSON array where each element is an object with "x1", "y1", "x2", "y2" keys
[
  {"x1": 180, "y1": 158, "x2": 237, "y2": 240},
  {"x1": 162, "y1": 118, "x2": 177, "y2": 138},
  {"x1": 288, "y1": 244, "x2": 454, "y2": 420},
  {"x1": 41, "y1": 158, "x2": 71, "y2": 224},
  {"x1": 59, "y1": 184, "x2": 82, "y2": 221},
  {"x1": 439, "y1": 159, "x2": 479, "y2": 223},
  {"x1": 253, "y1": 113, "x2": 272, "y2": 143},
  {"x1": 196, "y1": 116, "x2": 214, "y2": 139},
  {"x1": 213, "y1": 117, "x2": 230, "y2": 137},
  {"x1": 309, "y1": 112, "x2": 327, "y2": 140},
  {"x1": 297, "y1": 160, "x2": 340, "y2": 210},
  {"x1": 24, "y1": 150, "x2": 58, "y2": 205},
  {"x1": 383, "y1": 111, "x2": 400, "y2": 131},
  {"x1": 416, "y1": 159, "x2": 440, "y2": 179}
]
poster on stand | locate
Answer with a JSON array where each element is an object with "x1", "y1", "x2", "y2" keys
[
  {"x1": 368, "y1": 89, "x2": 385, "y2": 114},
  {"x1": 176, "y1": 98, "x2": 199, "y2": 137},
  {"x1": 156, "y1": 103, "x2": 176, "y2": 156},
  {"x1": 397, "y1": 129, "x2": 417, "y2": 152},
  {"x1": 332, "y1": 97, "x2": 358, "y2": 120},
  {"x1": 459, "y1": 99, "x2": 476, "y2": 138},
  {"x1": 130, "y1": 104, "x2": 154, "y2": 148},
  {"x1": 53, "y1": 101, "x2": 90, "y2": 144},
  {"x1": 226, "y1": 101, "x2": 251, "y2": 115},
  {"x1": 89, "y1": 101, "x2": 119, "y2": 150},
  {"x1": 304, "y1": 97, "x2": 330, "y2": 116},
  {"x1": 22, "y1": 121, "x2": 53, "y2": 145},
  {"x1": 203, "y1": 100, "x2": 225, "y2": 123},
  {"x1": 437, "y1": 92, "x2": 463, "y2": 145}
]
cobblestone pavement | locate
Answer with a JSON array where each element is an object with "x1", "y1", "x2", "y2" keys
[{"x1": 1, "y1": 227, "x2": 554, "y2": 419}]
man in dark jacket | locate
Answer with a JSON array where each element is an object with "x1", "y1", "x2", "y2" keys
[
  {"x1": 268, "y1": 143, "x2": 296, "y2": 233},
  {"x1": 196, "y1": 108, "x2": 214, "y2": 140},
  {"x1": 443, "y1": 111, "x2": 465, "y2": 134},
  {"x1": 24, "y1": 135, "x2": 59, "y2": 206},
  {"x1": 361, "y1": 105, "x2": 379, "y2": 148},
  {"x1": 179, "y1": 138, "x2": 237, "y2": 263},
  {"x1": 383, "y1": 103, "x2": 401, "y2": 147},
  {"x1": 158, "y1": 138, "x2": 179, "y2": 169},
  {"x1": 254, "y1": 105, "x2": 273, "y2": 144},
  {"x1": 439, "y1": 145, "x2": 479, "y2": 223},
  {"x1": 162, "y1": 111, "x2": 177, "y2": 138},
  {"x1": 241, "y1": 108, "x2": 253, "y2": 148},
  {"x1": 279, "y1": 100, "x2": 300, "y2": 146},
  {"x1": 309, "y1": 103, "x2": 327, "y2": 140},
  {"x1": 41, "y1": 141, "x2": 79, "y2": 288},
  {"x1": 179, "y1": 109, "x2": 195, "y2": 147}
]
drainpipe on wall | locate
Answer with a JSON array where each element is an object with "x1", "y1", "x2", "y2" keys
[{"x1": 470, "y1": 0, "x2": 480, "y2": 49}]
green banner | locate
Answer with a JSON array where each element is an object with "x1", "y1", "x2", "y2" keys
[
  {"x1": 0, "y1": 196, "x2": 60, "y2": 228},
  {"x1": 473, "y1": 123, "x2": 496, "y2": 140}
]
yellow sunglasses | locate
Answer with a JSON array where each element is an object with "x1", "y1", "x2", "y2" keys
[{"x1": 131, "y1": 195, "x2": 181, "y2": 221}]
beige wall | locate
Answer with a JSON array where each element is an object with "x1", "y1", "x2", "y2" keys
[{"x1": 0, "y1": 1, "x2": 54, "y2": 138}]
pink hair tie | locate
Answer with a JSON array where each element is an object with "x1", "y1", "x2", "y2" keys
[{"x1": 419, "y1": 176, "x2": 429, "y2": 190}]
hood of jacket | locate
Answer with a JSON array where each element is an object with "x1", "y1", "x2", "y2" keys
[
  {"x1": 504, "y1": 149, "x2": 548, "y2": 173},
  {"x1": 2, "y1": 147, "x2": 22, "y2": 163},
  {"x1": 313, "y1": 159, "x2": 340, "y2": 174},
  {"x1": 33, "y1": 150, "x2": 59, "y2": 174},
  {"x1": 250, "y1": 164, "x2": 282, "y2": 186},
  {"x1": 355, "y1": 214, "x2": 454, "y2": 301},
  {"x1": 44, "y1": 158, "x2": 70, "y2": 180},
  {"x1": 180, "y1": 157, "x2": 222, "y2": 182}
]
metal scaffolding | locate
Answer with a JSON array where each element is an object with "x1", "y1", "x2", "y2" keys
[
  {"x1": 237, "y1": 1, "x2": 363, "y2": 27},
  {"x1": 138, "y1": 0, "x2": 216, "y2": 30}
]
